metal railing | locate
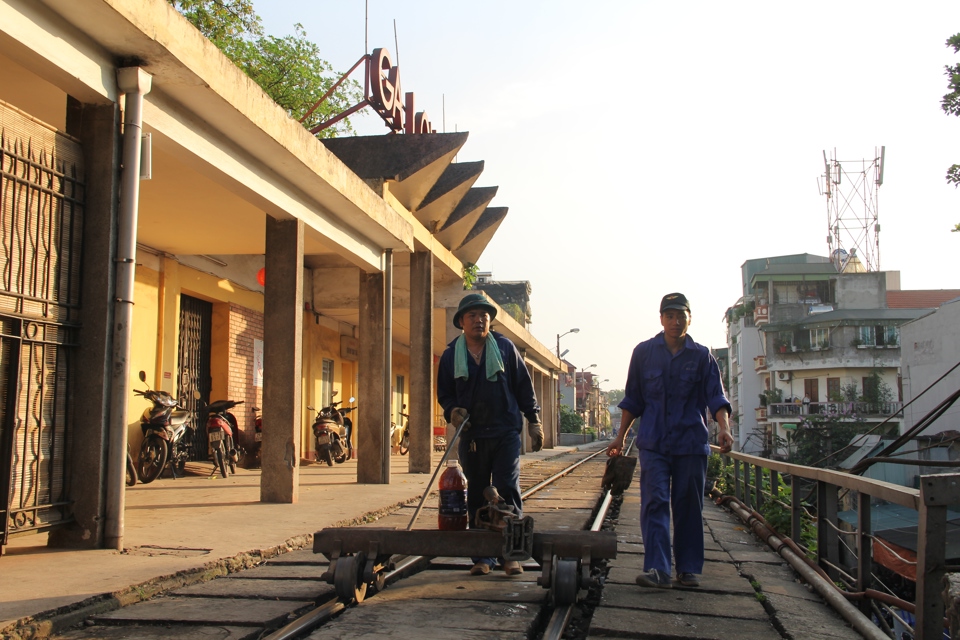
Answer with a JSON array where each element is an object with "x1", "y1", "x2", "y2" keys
[
  {"x1": 714, "y1": 447, "x2": 956, "y2": 640},
  {"x1": 767, "y1": 401, "x2": 903, "y2": 418}
]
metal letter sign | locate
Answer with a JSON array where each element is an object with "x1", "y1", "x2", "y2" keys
[{"x1": 309, "y1": 47, "x2": 435, "y2": 135}]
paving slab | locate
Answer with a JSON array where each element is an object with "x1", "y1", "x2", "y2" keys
[
  {"x1": 173, "y1": 577, "x2": 333, "y2": 600},
  {"x1": 588, "y1": 606, "x2": 780, "y2": 639},
  {"x1": 371, "y1": 569, "x2": 547, "y2": 604},
  {"x1": 57, "y1": 625, "x2": 257, "y2": 639},
  {"x1": 764, "y1": 592, "x2": 864, "y2": 639},
  {"x1": 225, "y1": 565, "x2": 327, "y2": 580},
  {"x1": 308, "y1": 599, "x2": 536, "y2": 639},
  {"x1": 264, "y1": 548, "x2": 329, "y2": 565},
  {"x1": 600, "y1": 588, "x2": 768, "y2": 620},
  {"x1": 93, "y1": 596, "x2": 313, "y2": 627}
]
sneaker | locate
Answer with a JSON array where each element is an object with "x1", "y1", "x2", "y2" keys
[
  {"x1": 502, "y1": 560, "x2": 524, "y2": 576},
  {"x1": 470, "y1": 561, "x2": 492, "y2": 576},
  {"x1": 635, "y1": 569, "x2": 672, "y2": 589},
  {"x1": 677, "y1": 572, "x2": 700, "y2": 587}
]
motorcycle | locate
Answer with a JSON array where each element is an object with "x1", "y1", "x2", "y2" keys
[
  {"x1": 309, "y1": 391, "x2": 354, "y2": 466},
  {"x1": 249, "y1": 405, "x2": 262, "y2": 468},
  {"x1": 390, "y1": 404, "x2": 410, "y2": 455},
  {"x1": 205, "y1": 398, "x2": 244, "y2": 478},
  {"x1": 134, "y1": 371, "x2": 195, "y2": 484}
]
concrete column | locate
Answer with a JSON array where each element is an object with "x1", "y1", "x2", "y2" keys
[
  {"x1": 50, "y1": 99, "x2": 120, "y2": 549},
  {"x1": 409, "y1": 251, "x2": 434, "y2": 473},
  {"x1": 261, "y1": 217, "x2": 303, "y2": 503},
  {"x1": 359, "y1": 271, "x2": 388, "y2": 483}
]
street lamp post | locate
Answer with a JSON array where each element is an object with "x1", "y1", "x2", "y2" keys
[{"x1": 555, "y1": 328, "x2": 579, "y2": 443}]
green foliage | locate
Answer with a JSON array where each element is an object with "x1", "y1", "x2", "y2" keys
[
  {"x1": 559, "y1": 405, "x2": 584, "y2": 433},
  {"x1": 759, "y1": 479, "x2": 818, "y2": 558},
  {"x1": 942, "y1": 33, "x2": 960, "y2": 231},
  {"x1": 462, "y1": 263, "x2": 479, "y2": 290},
  {"x1": 169, "y1": 0, "x2": 362, "y2": 137},
  {"x1": 501, "y1": 302, "x2": 525, "y2": 325},
  {"x1": 606, "y1": 389, "x2": 625, "y2": 405},
  {"x1": 763, "y1": 388, "x2": 783, "y2": 405},
  {"x1": 787, "y1": 411, "x2": 867, "y2": 469}
]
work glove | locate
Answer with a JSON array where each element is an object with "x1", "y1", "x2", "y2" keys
[
  {"x1": 528, "y1": 422, "x2": 544, "y2": 452},
  {"x1": 451, "y1": 407, "x2": 470, "y2": 431}
]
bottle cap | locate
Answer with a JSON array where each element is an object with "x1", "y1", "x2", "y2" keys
[{"x1": 447, "y1": 459, "x2": 459, "y2": 467}]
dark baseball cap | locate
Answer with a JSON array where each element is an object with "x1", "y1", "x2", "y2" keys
[{"x1": 660, "y1": 293, "x2": 690, "y2": 313}]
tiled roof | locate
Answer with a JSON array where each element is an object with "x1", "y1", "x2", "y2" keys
[{"x1": 887, "y1": 290, "x2": 960, "y2": 309}]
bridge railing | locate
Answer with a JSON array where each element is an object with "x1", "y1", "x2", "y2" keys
[{"x1": 713, "y1": 447, "x2": 957, "y2": 640}]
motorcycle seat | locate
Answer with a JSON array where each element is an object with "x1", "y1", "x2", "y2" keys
[{"x1": 170, "y1": 410, "x2": 191, "y2": 426}]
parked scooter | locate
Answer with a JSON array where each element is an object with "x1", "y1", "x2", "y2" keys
[
  {"x1": 205, "y1": 398, "x2": 244, "y2": 478},
  {"x1": 309, "y1": 391, "x2": 354, "y2": 466},
  {"x1": 337, "y1": 403, "x2": 356, "y2": 462},
  {"x1": 390, "y1": 404, "x2": 410, "y2": 455},
  {"x1": 249, "y1": 405, "x2": 262, "y2": 469},
  {"x1": 134, "y1": 371, "x2": 195, "y2": 484},
  {"x1": 126, "y1": 445, "x2": 138, "y2": 487}
]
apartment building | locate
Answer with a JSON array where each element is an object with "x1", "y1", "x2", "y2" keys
[{"x1": 725, "y1": 253, "x2": 960, "y2": 457}]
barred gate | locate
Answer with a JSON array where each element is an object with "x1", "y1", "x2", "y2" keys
[
  {"x1": 0, "y1": 101, "x2": 84, "y2": 548},
  {"x1": 178, "y1": 294, "x2": 211, "y2": 461}
]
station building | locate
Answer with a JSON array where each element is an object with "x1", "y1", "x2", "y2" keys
[{"x1": 0, "y1": 0, "x2": 561, "y2": 552}]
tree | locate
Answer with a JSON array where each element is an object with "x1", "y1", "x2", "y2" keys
[
  {"x1": 606, "y1": 389, "x2": 625, "y2": 405},
  {"x1": 942, "y1": 33, "x2": 960, "y2": 232},
  {"x1": 787, "y1": 411, "x2": 868, "y2": 468},
  {"x1": 559, "y1": 405, "x2": 585, "y2": 434},
  {"x1": 169, "y1": 0, "x2": 362, "y2": 137}
]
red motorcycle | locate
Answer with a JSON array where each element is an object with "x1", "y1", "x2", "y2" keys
[{"x1": 205, "y1": 399, "x2": 243, "y2": 478}]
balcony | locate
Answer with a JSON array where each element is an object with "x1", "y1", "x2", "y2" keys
[
  {"x1": 755, "y1": 407, "x2": 767, "y2": 421},
  {"x1": 753, "y1": 304, "x2": 769, "y2": 326},
  {"x1": 767, "y1": 401, "x2": 903, "y2": 418},
  {"x1": 754, "y1": 355, "x2": 766, "y2": 371}
]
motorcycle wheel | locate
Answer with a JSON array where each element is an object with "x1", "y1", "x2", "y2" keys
[
  {"x1": 334, "y1": 450, "x2": 348, "y2": 464},
  {"x1": 126, "y1": 453, "x2": 138, "y2": 486},
  {"x1": 323, "y1": 449, "x2": 334, "y2": 466},
  {"x1": 138, "y1": 435, "x2": 167, "y2": 484},
  {"x1": 399, "y1": 432, "x2": 410, "y2": 456},
  {"x1": 214, "y1": 442, "x2": 228, "y2": 478},
  {"x1": 227, "y1": 435, "x2": 237, "y2": 474}
]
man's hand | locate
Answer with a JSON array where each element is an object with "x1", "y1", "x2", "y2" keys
[
  {"x1": 528, "y1": 422, "x2": 543, "y2": 452},
  {"x1": 607, "y1": 435, "x2": 625, "y2": 457},
  {"x1": 451, "y1": 407, "x2": 470, "y2": 431},
  {"x1": 718, "y1": 428, "x2": 733, "y2": 454}
]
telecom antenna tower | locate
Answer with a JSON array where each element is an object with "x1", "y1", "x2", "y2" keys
[{"x1": 819, "y1": 147, "x2": 885, "y2": 272}]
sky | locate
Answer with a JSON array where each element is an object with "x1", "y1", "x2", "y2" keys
[{"x1": 259, "y1": 1, "x2": 960, "y2": 390}]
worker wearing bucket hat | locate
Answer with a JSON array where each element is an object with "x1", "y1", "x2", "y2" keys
[{"x1": 438, "y1": 292, "x2": 541, "y2": 577}]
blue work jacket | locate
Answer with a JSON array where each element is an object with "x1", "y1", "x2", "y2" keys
[
  {"x1": 437, "y1": 331, "x2": 539, "y2": 438},
  {"x1": 618, "y1": 332, "x2": 730, "y2": 456}
]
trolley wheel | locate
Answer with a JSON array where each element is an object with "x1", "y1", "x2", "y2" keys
[
  {"x1": 552, "y1": 558, "x2": 579, "y2": 606},
  {"x1": 334, "y1": 553, "x2": 368, "y2": 603}
]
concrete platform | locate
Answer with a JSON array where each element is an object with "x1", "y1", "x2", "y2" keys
[{"x1": 1, "y1": 445, "x2": 586, "y2": 636}]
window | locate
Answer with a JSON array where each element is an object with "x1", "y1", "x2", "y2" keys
[
  {"x1": 394, "y1": 375, "x2": 405, "y2": 424},
  {"x1": 321, "y1": 359, "x2": 334, "y2": 407},
  {"x1": 827, "y1": 377, "x2": 840, "y2": 401},
  {"x1": 809, "y1": 328, "x2": 829, "y2": 349},
  {"x1": 858, "y1": 325, "x2": 900, "y2": 347}
]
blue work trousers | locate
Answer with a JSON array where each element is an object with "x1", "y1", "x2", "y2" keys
[
  {"x1": 459, "y1": 431, "x2": 522, "y2": 566},
  {"x1": 639, "y1": 449, "x2": 707, "y2": 575}
]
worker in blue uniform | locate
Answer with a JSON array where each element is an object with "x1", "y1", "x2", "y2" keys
[
  {"x1": 607, "y1": 293, "x2": 733, "y2": 589},
  {"x1": 438, "y1": 293, "x2": 542, "y2": 577}
]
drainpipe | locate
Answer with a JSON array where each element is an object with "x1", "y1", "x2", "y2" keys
[
  {"x1": 382, "y1": 249, "x2": 393, "y2": 483},
  {"x1": 104, "y1": 67, "x2": 152, "y2": 550}
]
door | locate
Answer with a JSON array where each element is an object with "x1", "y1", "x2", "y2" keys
[
  {"x1": 804, "y1": 378, "x2": 820, "y2": 402},
  {"x1": 0, "y1": 103, "x2": 84, "y2": 548},
  {"x1": 178, "y1": 295, "x2": 212, "y2": 461}
]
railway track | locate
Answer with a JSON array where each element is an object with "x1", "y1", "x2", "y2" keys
[{"x1": 54, "y1": 445, "x2": 624, "y2": 640}]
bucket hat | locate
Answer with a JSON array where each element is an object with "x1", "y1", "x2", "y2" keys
[
  {"x1": 660, "y1": 292, "x2": 690, "y2": 313},
  {"x1": 453, "y1": 293, "x2": 497, "y2": 329}
]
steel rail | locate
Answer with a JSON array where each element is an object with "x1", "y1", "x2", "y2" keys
[
  {"x1": 264, "y1": 446, "x2": 611, "y2": 640},
  {"x1": 542, "y1": 441, "x2": 633, "y2": 640}
]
